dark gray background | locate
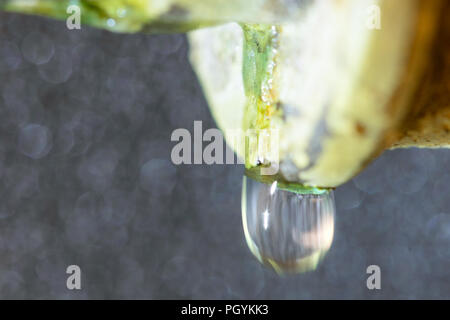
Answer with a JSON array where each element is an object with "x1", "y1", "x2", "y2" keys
[{"x1": 0, "y1": 12, "x2": 449, "y2": 299}]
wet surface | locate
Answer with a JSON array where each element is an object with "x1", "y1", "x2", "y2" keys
[{"x1": 0, "y1": 12, "x2": 449, "y2": 299}]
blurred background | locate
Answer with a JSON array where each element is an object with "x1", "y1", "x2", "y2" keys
[{"x1": 0, "y1": 12, "x2": 449, "y2": 299}]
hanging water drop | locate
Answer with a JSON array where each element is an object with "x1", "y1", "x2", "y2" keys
[{"x1": 242, "y1": 176, "x2": 336, "y2": 274}]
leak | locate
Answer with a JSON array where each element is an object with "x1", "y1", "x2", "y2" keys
[{"x1": 242, "y1": 175, "x2": 335, "y2": 274}]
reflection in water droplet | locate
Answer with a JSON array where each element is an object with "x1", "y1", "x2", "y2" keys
[{"x1": 242, "y1": 176, "x2": 335, "y2": 274}]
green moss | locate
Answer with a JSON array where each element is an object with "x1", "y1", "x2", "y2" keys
[
  {"x1": 241, "y1": 24, "x2": 274, "y2": 105},
  {"x1": 241, "y1": 24, "x2": 280, "y2": 131},
  {"x1": 245, "y1": 167, "x2": 329, "y2": 195},
  {"x1": 240, "y1": 24, "x2": 284, "y2": 173},
  {"x1": 1, "y1": 0, "x2": 205, "y2": 33},
  {"x1": 240, "y1": 27, "x2": 330, "y2": 194}
]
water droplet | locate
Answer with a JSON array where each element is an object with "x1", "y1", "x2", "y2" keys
[
  {"x1": 0, "y1": 40, "x2": 22, "y2": 72},
  {"x1": 117, "y1": 8, "x2": 127, "y2": 18},
  {"x1": 107, "y1": 18, "x2": 116, "y2": 28},
  {"x1": 21, "y1": 31, "x2": 54, "y2": 65},
  {"x1": 242, "y1": 176, "x2": 335, "y2": 274},
  {"x1": 18, "y1": 124, "x2": 52, "y2": 159},
  {"x1": 38, "y1": 47, "x2": 73, "y2": 84},
  {"x1": 139, "y1": 159, "x2": 177, "y2": 197}
]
